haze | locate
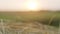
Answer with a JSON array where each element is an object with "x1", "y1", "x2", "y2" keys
[{"x1": 0, "y1": 0, "x2": 60, "y2": 11}]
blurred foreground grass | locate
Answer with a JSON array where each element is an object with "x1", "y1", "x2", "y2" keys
[{"x1": 0, "y1": 11, "x2": 60, "y2": 34}]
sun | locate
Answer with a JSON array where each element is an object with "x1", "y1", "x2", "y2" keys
[
  {"x1": 27, "y1": 2, "x2": 37, "y2": 10},
  {"x1": 26, "y1": 0, "x2": 39, "y2": 11}
]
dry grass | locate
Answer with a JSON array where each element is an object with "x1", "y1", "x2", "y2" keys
[{"x1": 0, "y1": 22, "x2": 59, "y2": 34}]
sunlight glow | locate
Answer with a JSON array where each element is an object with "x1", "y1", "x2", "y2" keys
[{"x1": 26, "y1": 0, "x2": 39, "y2": 11}]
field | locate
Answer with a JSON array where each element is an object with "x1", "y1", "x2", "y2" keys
[{"x1": 0, "y1": 11, "x2": 60, "y2": 34}]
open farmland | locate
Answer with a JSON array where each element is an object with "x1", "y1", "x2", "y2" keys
[{"x1": 0, "y1": 11, "x2": 60, "y2": 34}]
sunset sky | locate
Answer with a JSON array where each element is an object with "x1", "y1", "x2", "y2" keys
[{"x1": 0, "y1": 0, "x2": 60, "y2": 11}]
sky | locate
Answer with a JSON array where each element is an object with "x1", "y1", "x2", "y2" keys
[{"x1": 0, "y1": 0, "x2": 60, "y2": 11}]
